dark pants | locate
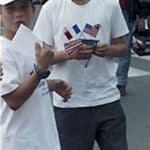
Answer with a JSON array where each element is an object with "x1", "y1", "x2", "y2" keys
[{"x1": 54, "y1": 101, "x2": 128, "y2": 150}]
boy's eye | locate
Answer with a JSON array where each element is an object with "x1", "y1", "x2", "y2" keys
[
  {"x1": 5, "y1": 4, "x2": 30, "y2": 11},
  {"x1": 5, "y1": 6, "x2": 15, "y2": 11},
  {"x1": 21, "y1": 4, "x2": 30, "y2": 9}
]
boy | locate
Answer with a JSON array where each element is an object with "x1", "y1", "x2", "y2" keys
[
  {"x1": 0, "y1": 0, "x2": 72, "y2": 150},
  {"x1": 34, "y1": 0, "x2": 129, "y2": 150}
]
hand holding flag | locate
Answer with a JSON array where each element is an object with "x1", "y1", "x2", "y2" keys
[
  {"x1": 64, "y1": 39, "x2": 84, "y2": 55},
  {"x1": 64, "y1": 39, "x2": 94, "y2": 61}
]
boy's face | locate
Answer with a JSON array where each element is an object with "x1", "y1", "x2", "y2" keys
[{"x1": 1, "y1": 0, "x2": 35, "y2": 38}]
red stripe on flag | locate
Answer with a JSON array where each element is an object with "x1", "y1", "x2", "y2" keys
[
  {"x1": 67, "y1": 43, "x2": 83, "y2": 55},
  {"x1": 64, "y1": 39, "x2": 81, "y2": 49},
  {"x1": 83, "y1": 27, "x2": 99, "y2": 37},
  {"x1": 64, "y1": 39, "x2": 83, "y2": 55}
]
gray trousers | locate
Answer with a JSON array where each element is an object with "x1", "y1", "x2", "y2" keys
[{"x1": 54, "y1": 101, "x2": 128, "y2": 150}]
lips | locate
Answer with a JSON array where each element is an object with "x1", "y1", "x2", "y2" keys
[{"x1": 15, "y1": 21, "x2": 24, "y2": 26}]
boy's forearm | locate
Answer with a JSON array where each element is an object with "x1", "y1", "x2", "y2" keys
[
  {"x1": 109, "y1": 37, "x2": 128, "y2": 57},
  {"x1": 2, "y1": 71, "x2": 41, "y2": 111},
  {"x1": 109, "y1": 43, "x2": 127, "y2": 57},
  {"x1": 47, "y1": 79, "x2": 55, "y2": 91},
  {"x1": 51, "y1": 50, "x2": 71, "y2": 64}
]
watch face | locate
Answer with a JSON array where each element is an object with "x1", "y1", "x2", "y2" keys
[
  {"x1": 34, "y1": 64, "x2": 50, "y2": 79},
  {"x1": 42, "y1": 70, "x2": 50, "y2": 78}
]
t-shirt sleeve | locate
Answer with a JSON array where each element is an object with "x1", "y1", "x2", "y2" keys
[
  {"x1": 33, "y1": 1, "x2": 55, "y2": 45},
  {"x1": 1, "y1": 49, "x2": 21, "y2": 96},
  {"x1": 110, "y1": 0, "x2": 129, "y2": 39}
]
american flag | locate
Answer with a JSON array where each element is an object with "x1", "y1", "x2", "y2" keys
[
  {"x1": 64, "y1": 39, "x2": 84, "y2": 55},
  {"x1": 83, "y1": 23, "x2": 99, "y2": 37}
]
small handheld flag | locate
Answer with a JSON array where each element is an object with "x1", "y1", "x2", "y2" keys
[
  {"x1": 83, "y1": 23, "x2": 100, "y2": 37},
  {"x1": 64, "y1": 39, "x2": 84, "y2": 55}
]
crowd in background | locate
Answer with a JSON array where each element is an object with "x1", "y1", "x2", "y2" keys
[{"x1": 117, "y1": 0, "x2": 150, "y2": 96}]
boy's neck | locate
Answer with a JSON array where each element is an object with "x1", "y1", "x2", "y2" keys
[
  {"x1": 3, "y1": 31, "x2": 15, "y2": 40},
  {"x1": 72, "y1": 0, "x2": 90, "y2": 5}
]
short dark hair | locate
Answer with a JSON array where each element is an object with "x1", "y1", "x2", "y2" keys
[{"x1": 5, "y1": 0, "x2": 33, "y2": 6}]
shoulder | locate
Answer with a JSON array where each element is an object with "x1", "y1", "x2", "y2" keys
[
  {"x1": 0, "y1": 36, "x2": 11, "y2": 49},
  {"x1": 42, "y1": 0, "x2": 65, "y2": 11},
  {"x1": 1, "y1": 40, "x2": 21, "y2": 64},
  {"x1": 39, "y1": 0, "x2": 63, "y2": 19},
  {"x1": 95, "y1": 0, "x2": 120, "y2": 15},
  {"x1": 102, "y1": 0, "x2": 120, "y2": 14},
  {"x1": 103, "y1": 0, "x2": 119, "y2": 7},
  {"x1": 39, "y1": 0, "x2": 67, "y2": 21},
  {"x1": 0, "y1": 37, "x2": 12, "y2": 58}
]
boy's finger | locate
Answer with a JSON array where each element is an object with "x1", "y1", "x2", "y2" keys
[{"x1": 35, "y1": 43, "x2": 41, "y2": 57}]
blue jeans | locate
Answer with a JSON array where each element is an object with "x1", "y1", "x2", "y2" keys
[{"x1": 116, "y1": 10, "x2": 134, "y2": 86}]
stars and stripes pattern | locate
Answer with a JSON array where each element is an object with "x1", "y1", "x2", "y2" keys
[
  {"x1": 64, "y1": 24, "x2": 101, "y2": 55},
  {"x1": 64, "y1": 39, "x2": 84, "y2": 55},
  {"x1": 83, "y1": 23, "x2": 100, "y2": 37}
]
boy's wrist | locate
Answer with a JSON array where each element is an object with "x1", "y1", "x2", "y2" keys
[
  {"x1": 47, "y1": 79, "x2": 56, "y2": 91},
  {"x1": 55, "y1": 50, "x2": 73, "y2": 62},
  {"x1": 34, "y1": 64, "x2": 50, "y2": 79},
  {"x1": 63, "y1": 50, "x2": 73, "y2": 60}
]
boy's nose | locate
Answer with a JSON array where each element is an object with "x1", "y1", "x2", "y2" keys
[{"x1": 14, "y1": 8, "x2": 25, "y2": 18}]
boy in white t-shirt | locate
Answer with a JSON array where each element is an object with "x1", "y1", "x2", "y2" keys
[
  {"x1": 34, "y1": 0, "x2": 129, "y2": 150},
  {"x1": 0, "y1": 0, "x2": 72, "y2": 150}
]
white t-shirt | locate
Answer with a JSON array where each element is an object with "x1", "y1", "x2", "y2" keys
[
  {"x1": 0, "y1": 36, "x2": 60, "y2": 150},
  {"x1": 34, "y1": 0, "x2": 129, "y2": 108}
]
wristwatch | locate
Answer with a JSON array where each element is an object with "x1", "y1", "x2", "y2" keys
[{"x1": 34, "y1": 64, "x2": 50, "y2": 79}]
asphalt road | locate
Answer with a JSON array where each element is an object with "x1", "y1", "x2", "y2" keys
[{"x1": 94, "y1": 55, "x2": 150, "y2": 150}]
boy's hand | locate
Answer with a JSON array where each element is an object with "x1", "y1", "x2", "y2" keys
[
  {"x1": 94, "y1": 43, "x2": 111, "y2": 57},
  {"x1": 35, "y1": 42, "x2": 54, "y2": 70},
  {"x1": 48, "y1": 79, "x2": 72, "y2": 102},
  {"x1": 70, "y1": 44, "x2": 94, "y2": 60},
  {"x1": 64, "y1": 39, "x2": 94, "y2": 60}
]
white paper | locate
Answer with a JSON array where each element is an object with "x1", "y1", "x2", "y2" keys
[
  {"x1": 11, "y1": 24, "x2": 42, "y2": 59},
  {"x1": 11, "y1": 24, "x2": 52, "y2": 71}
]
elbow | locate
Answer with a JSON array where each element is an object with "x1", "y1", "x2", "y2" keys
[
  {"x1": 119, "y1": 40, "x2": 128, "y2": 56},
  {"x1": 122, "y1": 45, "x2": 128, "y2": 55},
  {"x1": 121, "y1": 37, "x2": 128, "y2": 55},
  {"x1": 9, "y1": 105, "x2": 20, "y2": 111},
  {"x1": 7, "y1": 102, "x2": 21, "y2": 111},
  {"x1": 2, "y1": 96, "x2": 22, "y2": 111}
]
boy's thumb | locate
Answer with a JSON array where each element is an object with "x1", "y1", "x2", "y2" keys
[{"x1": 35, "y1": 43, "x2": 41, "y2": 57}]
